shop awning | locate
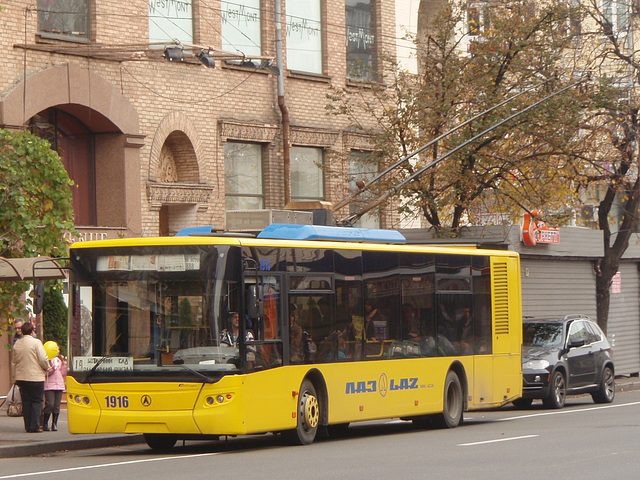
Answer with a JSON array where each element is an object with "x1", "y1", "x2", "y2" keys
[{"x1": 0, "y1": 257, "x2": 66, "y2": 281}]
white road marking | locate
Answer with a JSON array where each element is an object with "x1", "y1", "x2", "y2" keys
[
  {"x1": 0, "y1": 452, "x2": 220, "y2": 479},
  {"x1": 459, "y1": 434, "x2": 538, "y2": 446},
  {"x1": 497, "y1": 400, "x2": 640, "y2": 422},
  {"x1": 458, "y1": 400, "x2": 640, "y2": 447}
]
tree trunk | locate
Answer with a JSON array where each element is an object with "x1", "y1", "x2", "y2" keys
[
  {"x1": 596, "y1": 174, "x2": 640, "y2": 334},
  {"x1": 595, "y1": 272, "x2": 611, "y2": 335}
]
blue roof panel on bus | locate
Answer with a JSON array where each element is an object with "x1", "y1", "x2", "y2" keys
[
  {"x1": 175, "y1": 225, "x2": 214, "y2": 236},
  {"x1": 257, "y1": 224, "x2": 406, "y2": 244}
]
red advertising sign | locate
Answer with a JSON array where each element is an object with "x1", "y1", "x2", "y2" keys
[{"x1": 522, "y1": 210, "x2": 560, "y2": 246}]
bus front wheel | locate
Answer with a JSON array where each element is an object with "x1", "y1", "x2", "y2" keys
[
  {"x1": 284, "y1": 379, "x2": 320, "y2": 445},
  {"x1": 435, "y1": 370, "x2": 463, "y2": 428},
  {"x1": 144, "y1": 433, "x2": 177, "y2": 450}
]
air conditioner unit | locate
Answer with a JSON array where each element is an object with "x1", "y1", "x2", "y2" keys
[{"x1": 226, "y1": 210, "x2": 313, "y2": 232}]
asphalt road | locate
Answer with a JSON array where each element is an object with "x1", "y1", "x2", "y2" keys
[{"x1": 1, "y1": 390, "x2": 639, "y2": 480}]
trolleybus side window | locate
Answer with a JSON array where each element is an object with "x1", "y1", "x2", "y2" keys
[
  {"x1": 245, "y1": 274, "x2": 283, "y2": 369},
  {"x1": 472, "y1": 256, "x2": 492, "y2": 354}
]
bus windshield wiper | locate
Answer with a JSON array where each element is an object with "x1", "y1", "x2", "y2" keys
[
  {"x1": 177, "y1": 364, "x2": 215, "y2": 384},
  {"x1": 83, "y1": 355, "x2": 109, "y2": 382}
]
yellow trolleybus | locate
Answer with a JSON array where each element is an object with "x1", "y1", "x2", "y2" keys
[{"x1": 65, "y1": 224, "x2": 522, "y2": 449}]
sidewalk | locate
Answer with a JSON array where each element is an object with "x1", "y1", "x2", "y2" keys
[{"x1": 1, "y1": 376, "x2": 639, "y2": 458}]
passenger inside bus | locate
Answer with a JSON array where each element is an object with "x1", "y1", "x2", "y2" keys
[
  {"x1": 289, "y1": 304, "x2": 303, "y2": 363},
  {"x1": 220, "y1": 312, "x2": 254, "y2": 347},
  {"x1": 364, "y1": 299, "x2": 386, "y2": 341},
  {"x1": 402, "y1": 303, "x2": 424, "y2": 340},
  {"x1": 457, "y1": 307, "x2": 474, "y2": 354}
]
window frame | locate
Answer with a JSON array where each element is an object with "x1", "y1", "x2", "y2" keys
[
  {"x1": 224, "y1": 141, "x2": 265, "y2": 211},
  {"x1": 221, "y1": 0, "x2": 263, "y2": 57},
  {"x1": 37, "y1": 0, "x2": 92, "y2": 43},
  {"x1": 290, "y1": 145, "x2": 325, "y2": 201},
  {"x1": 345, "y1": 0, "x2": 378, "y2": 82},
  {"x1": 348, "y1": 150, "x2": 381, "y2": 228},
  {"x1": 603, "y1": 0, "x2": 630, "y2": 35},
  {"x1": 285, "y1": 0, "x2": 324, "y2": 74},
  {"x1": 148, "y1": 0, "x2": 194, "y2": 44}
]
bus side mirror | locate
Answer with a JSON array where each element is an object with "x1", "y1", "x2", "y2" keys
[
  {"x1": 33, "y1": 280, "x2": 45, "y2": 314},
  {"x1": 247, "y1": 285, "x2": 259, "y2": 319}
]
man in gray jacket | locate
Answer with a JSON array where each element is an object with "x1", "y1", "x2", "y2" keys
[{"x1": 12, "y1": 322, "x2": 50, "y2": 433}]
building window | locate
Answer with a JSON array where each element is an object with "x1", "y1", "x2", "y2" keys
[
  {"x1": 346, "y1": 0, "x2": 377, "y2": 81},
  {"x1": 221, "y1": 0, "x2": 262, "y2": 57},
  {"x1": 348, "y1": 151, "x2": 380, "y2": 228},
  {"x1": 467, "y1": 2, "x2": 489, "y2": 36},
  {"x1": 225, "y1": 142, "x2": 264, "y2": 210},
  {"x1": 603, "y1": 0, "x2": 629, "y2": 33},
  {"x1": 286, "y1": 0, "x2": 323, "y2": 74},
  {"x1": 565, "y1": 0, "x2": 582, "y2": 37},
  {"x1": 37, "y1": 0, "x2": 90, "y2": 41},
  {"x1": 291, "y1": 146, "x2": 324, "y2": 201},
  {"x1": 148, "y1": 0, "x2": 193, "y2": 44}
]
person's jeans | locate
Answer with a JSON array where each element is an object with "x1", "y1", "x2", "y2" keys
[
  {"x1": 17, "y1": 380, "x2": 45, "y2": 432},
  {"x1": 44, "y1": 390, "x2": 63, "y2": 415}
]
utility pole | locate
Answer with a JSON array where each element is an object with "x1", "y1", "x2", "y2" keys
[{"x1": 275, "y1": 0, "x2": 291, "y2": 205}]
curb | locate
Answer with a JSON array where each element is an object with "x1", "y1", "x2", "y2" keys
[
  {"x1": 0, "y1": 434, "x2": 145, "y2": 458},
  {"x1": 615, "y1": 380, "x2": 640, "y2": 393}
]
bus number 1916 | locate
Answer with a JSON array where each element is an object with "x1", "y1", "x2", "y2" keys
[{"x1": 105, "y1": 395, "x2": 129, "y2": 408}]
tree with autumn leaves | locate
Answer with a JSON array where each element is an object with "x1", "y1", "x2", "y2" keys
[
  {"x1": 329, "y1": 0, "x2": 639, "y2": 333},
  {"x1": 330, "y1": 1, "x2": 597, "y2": 229},
  {"x1": 0, "y1": 128, "x2": 75, "y2": 341}
]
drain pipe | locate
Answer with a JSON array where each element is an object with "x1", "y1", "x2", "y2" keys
[{"x1": 275, "y1": 0, "x2": 291, "y2": 205}]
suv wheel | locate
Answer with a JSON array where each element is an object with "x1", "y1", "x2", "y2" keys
[
  {"x1": 543, "y1": 371, "x2": 566, "y2": 409},
  {"x1": 591, "y1": 366, "x2": 615, "y2": 404}
]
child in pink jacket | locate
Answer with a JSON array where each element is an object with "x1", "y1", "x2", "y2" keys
[{"x1": 44, "y1": 353, "x2": 66, "y2": 431}]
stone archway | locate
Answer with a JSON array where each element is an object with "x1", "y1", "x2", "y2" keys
[
  {"x1": 0, "y1": 63, "x2": 139, "y2": 134},
  {"x1": 0, "y1": 63, "x2": 144, "y2": 236},
  {"x1": 147, "y1": 112, "x2": 213, "y2": 236}
]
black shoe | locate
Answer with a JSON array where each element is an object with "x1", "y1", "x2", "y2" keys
[
  {"x1": 52, "y1": 424, "x2": 57, "y2": 431},
  {"x1": 43, "y1": 424, "x2": 50, "y2": 431}
]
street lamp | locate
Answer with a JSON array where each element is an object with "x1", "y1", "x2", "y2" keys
[
  {"x1": 196, "y1": 49, "x2": 216, "y2": 68},
  {"x1": 163, "y1": 47, "x2": 184, "y2": 62}
]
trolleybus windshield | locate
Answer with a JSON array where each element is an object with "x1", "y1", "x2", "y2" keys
[{"x1": 69, "y1": 244, "x2": 244, "y2": 379}]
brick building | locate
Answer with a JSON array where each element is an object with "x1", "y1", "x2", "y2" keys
[
  {"x1": 1, "y1": 0, "x2": 418, "y2": 394},
  {"x1": 0, "y1": 1, "x2": 407, "y2": 242}
]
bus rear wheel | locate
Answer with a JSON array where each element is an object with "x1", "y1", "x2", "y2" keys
[
  {"x1": 144, "y1": 433, "x2": 177, "y2": 450},
  {"x1": 435, "y1": 370, "x2": 463, "y2": 428},
  {"x1": 283, "y1": 379, "x2": 320, "y2": 445}
]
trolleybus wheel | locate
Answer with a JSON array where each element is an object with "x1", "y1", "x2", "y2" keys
[
  {"x1": 435, "y1": 370, "x2": 463, "y2": 428},
  {"x1": 144, "y1": 433, "x2": 177, "y2": 450},
  {"x1": 283, "y1": 379, "x2": 320, "y2": 445}
]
